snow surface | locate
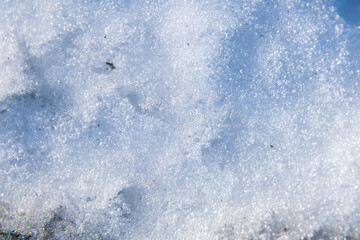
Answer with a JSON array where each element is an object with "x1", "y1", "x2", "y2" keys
[{"x1": 0, "y1": 0, "x2": 359, "y2": 239}]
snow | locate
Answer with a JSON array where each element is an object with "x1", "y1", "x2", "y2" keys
[{"x1": 0, "y1": 0, "x2": 359, "y2": 239}]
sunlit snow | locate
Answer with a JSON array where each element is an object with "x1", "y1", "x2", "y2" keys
[{"x1": 0, "y1": 0, "x2": 360, "y2": 239}]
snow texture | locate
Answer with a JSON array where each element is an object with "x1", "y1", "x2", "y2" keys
[{"x1": 0, "y1": 0, "x2": 360, "y2": 239}]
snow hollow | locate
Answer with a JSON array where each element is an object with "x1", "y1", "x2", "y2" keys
[{"x1": 0, "y1": 0, "x2": 360, "y2": 239}]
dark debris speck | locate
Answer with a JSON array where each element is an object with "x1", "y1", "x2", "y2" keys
[{"x1": 106, "y1": 61, "x2": 116, "y2": 70}]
